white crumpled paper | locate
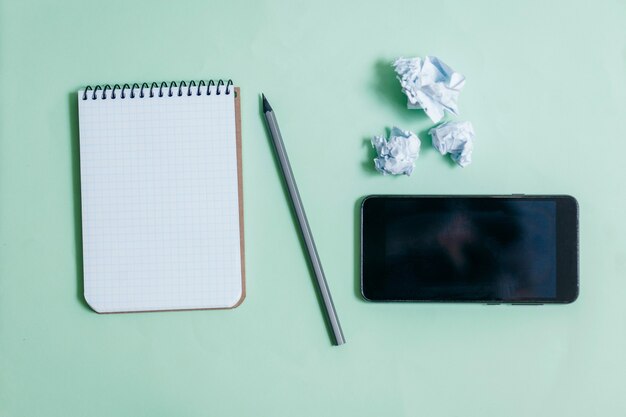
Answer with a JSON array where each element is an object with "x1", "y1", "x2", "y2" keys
[
  {"x1": 371, "y1": 127, "x2": 421, "y2": 176},
  {"x1": 429, "y1": 121, "x2": 475, "y2": 167},
  {"x1": 393, "y1": 56, "x2": 466, "y2": 123}
]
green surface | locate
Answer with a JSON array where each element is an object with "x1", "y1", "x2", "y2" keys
[{"x1": 1, "y1": 0, "x2": 625, "y2": 415}]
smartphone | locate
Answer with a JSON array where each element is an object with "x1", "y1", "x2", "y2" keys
[{"x1": 361, "y1": 195, "x2": 579, "y2": 304}]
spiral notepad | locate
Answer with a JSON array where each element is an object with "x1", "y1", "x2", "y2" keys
[{"x1": 78, "y1": 80, "x2": 245, "y2": 313}]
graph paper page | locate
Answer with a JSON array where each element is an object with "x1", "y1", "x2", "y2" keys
[{"x1": 78, "y1": 87, "x2": 243, "y2": 313}]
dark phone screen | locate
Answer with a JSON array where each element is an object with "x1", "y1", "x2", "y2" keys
[{"x1": 362, "y1": 197, "x2": 559, "y2": 301}]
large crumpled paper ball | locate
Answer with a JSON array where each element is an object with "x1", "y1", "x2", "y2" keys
[{"x1": 393, "y1": 56, "x2": 466, "y2": 124}]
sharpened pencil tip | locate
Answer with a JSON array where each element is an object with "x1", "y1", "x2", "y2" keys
[{"x1": 262, "y1": 93, "x2": 272, "y2": 113}]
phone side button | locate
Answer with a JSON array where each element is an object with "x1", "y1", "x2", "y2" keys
[
  {"x1": 511, "y1": 303, "x2": 544, "y2": 305},
  {"x1": 485, "y1": 303, "x2": 500, "y2": 305}
]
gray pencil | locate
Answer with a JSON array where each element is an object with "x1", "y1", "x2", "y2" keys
[{"x1": 262, "y1": 94, "x2": 346, "y2": 346}]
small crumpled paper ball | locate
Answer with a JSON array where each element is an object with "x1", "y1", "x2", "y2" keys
[
  {"x1": 371, "y1": 127, "x2": 421, "y2": 176},
  {"x1": 429, "y1": 121, "x2": 475, "y2": 167}
]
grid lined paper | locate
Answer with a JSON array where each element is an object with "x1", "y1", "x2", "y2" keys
[{"x1": 78, "y1": 86, "x2": 243, "y2": 313}]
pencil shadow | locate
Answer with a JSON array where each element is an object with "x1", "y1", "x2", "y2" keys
[
  {"x1": 354, "y1": 197, "x2": 367, "y2": 302},
  {"x1": 68, "y1": 92, "x2": 90, "y2": 311},
  {"x1": 258, "y1": 94, "x2": 336, "y2": 346}
]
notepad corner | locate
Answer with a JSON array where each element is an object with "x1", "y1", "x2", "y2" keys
[
  {"x1": 83, "y1": 292, "x2": 108, "y2": 314},
  {"x1": 226, "y1": 287, "x2": 246, "y2": 309}
]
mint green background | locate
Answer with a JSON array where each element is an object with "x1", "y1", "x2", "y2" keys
[{"x1": 1, "y1": 0, "x2": 625, "y2": 415}]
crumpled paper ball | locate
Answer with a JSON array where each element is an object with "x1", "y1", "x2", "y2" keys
[
  {"x1": 429, "y1": 121, "x2": 475, "y2": 167},
  {"x1": 371, "y1": 127, "x2": 421, "y2": 175},
  {"x1": 393, "y1": 56, "x2": 466, "y2": 123}
]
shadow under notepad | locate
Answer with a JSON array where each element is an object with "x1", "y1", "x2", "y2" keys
[{"x1": 68, "y1": 92, "x2": 90, "y2": 311}]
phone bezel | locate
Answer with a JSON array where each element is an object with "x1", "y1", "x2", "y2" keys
[{"x1": 360, "y1": 195, "x2": 579, "y2": 304}]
